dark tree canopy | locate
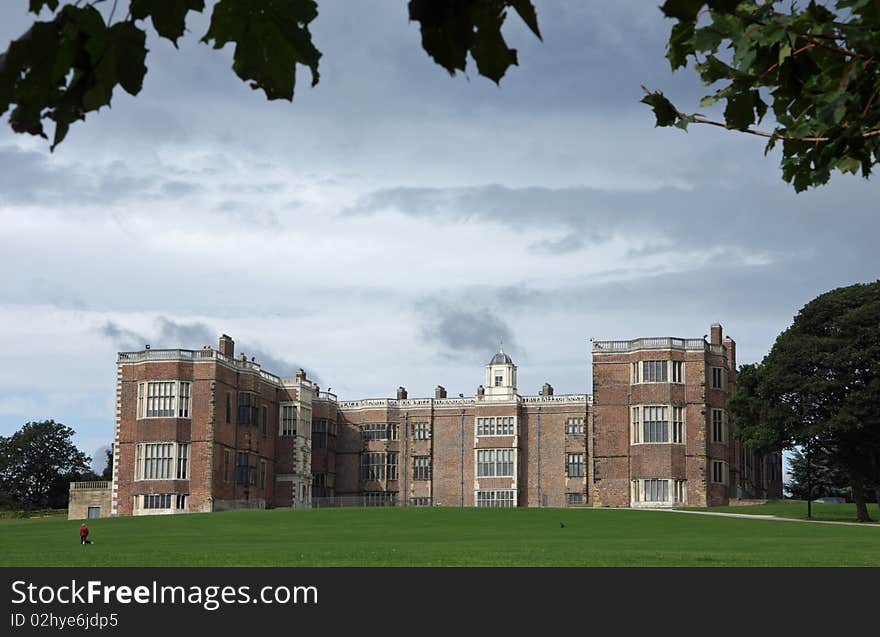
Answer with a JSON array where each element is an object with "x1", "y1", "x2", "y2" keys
[
  {"x1": 0, "y1": 0, "x2": 541, "y2": 150},
  {"x1": 728, "y1": 280, "x2": 880, "y2": 521},
  {"x1": 785, "y1": 444, "x2": 852, "y2": 500},
  {"x1": 0, "y1": 419, "x2": 92, "y2": 510},
  {"x1": 644, "y1": 0, "x2": 880, "y2": 192}
]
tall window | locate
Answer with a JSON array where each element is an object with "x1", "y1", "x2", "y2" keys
[
  {"x1": 476, "y1": 449, "x2": 514, "y2": 477},
  {"x1": 235, "y1": 452, "x2": 250, "y2": 485},
  {"x1": 226, "y1": 393, "x2": 231, "y2": 424},
  {"x1": 566, "y1": 453, "x2": 584, "y2": 477},
  {"x1": 223, "y1": 449, "x2": 230, "y2": 482},
  {"x1": 476, "y1": 417, "x2": 515, "y2": 436},
  {"x1": 412, "y1": 422, "x2": 431, "y2": 440},
  {"x1": 674, "y1": 479, "x2": 686, "y2": 503},
  {"x1": 566, "y1": 417, "x2": 585, "y2": 434},
  {"x1": 643, "y1": 406, "x2": 669, "y2": 443},
  {"x1": 237, "y1": 392, "x2": 257, "y2": 426},
  {"x1": 312, "y1": 473, "x2": 328, "y2": 498},
  {"x1": 360, "y1": 452, "x2": 386, "y2": 481},
  {"x1": 261, "y1": 405, "x2": 268, "y2": 436},
  {"x1": 642, "y1": 360, "x2": 668, "y2": 383},
  {"x1": 476, "y1": 490, "x2": 515, "y2": 507},
  {"x1": 643, "y1": 479, "x2": 669, "y2": 502},
  {"x1": 672, "y1": 360, "x2": 683, "y2": 383},
  {"x1": 711, "y1": 367, "x2": 725, "y2": 389},
  {"x1": 413, "y1": 456, "x2": 431, "y2": 481},
  {"x1": 712, "y1": 460, "x2": 728, "y2": 484},
  {"x1": 176, "y1": 443, "x2": 189, "y2": 480},
  {"x1": 135, "y1": 443, "x2": 176, "y2": 480},
  {"x1": 280, "y1": 404, "x2": 296, "y2": 436},
  {"x1": 631, "y1": 406, "x2": 641, "y2": 444},
  {"x1": 494, "y1": 373, "x2": 503, "y2": 387},
  {"x1": 259, "y1": 460, "x2": 267, "y2": 489},
  {"x1": 312, "y1": 419, "x2": 327, "y2": 449},
  {"x1": 711, "y1": 409, "x2": 727, "y2": 443},
  {"x1": 672, "y1": 406, "x2": 684, "y2": 444},
  {"x1": 178, "y1": 382, "x2": 191, "y2": 417},
  {"x1": 138, "y1": 381, "x2": 191, "y2": 419},
  {"x1": 387, "y1": 453, "x2": 398, "y2": 481}
]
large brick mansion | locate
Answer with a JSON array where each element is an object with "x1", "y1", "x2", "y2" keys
[{"x1": 70, "y1": 324, "x2": 782, "y2": 518}]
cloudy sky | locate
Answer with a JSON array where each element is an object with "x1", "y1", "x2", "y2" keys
[{"x1": 0, "y1": 2, "x2": 877, "y2": 465}]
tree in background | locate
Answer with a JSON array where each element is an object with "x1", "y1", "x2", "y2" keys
[
  {"x1": 785, "y1": 444, "x2": 852, "y2": 500},
  {"x1": 643, "y1": 1, "x2": 880, "y2": 191},
  {"x1": 728, "y1": 281, "x2": 880, "y2": 521},
  {"x1": 101, "y1": 445, "x2": 113, "y2": 481},
  {"x1": 0, "y1": 0, "x2": 540, "y2": 150},
  {"x1": 0, "y1": 420, "x2": 92, "y2": 510}
]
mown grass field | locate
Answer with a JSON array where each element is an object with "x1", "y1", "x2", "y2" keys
[
  {"x1": 1, "y1": 504, "x2": 879, "y2": 567},
  {"x1": 698, "y1": 499, "x2": 880, "y2": 522}
]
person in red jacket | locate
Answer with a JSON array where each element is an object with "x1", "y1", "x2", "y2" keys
[{"x1": 80, "y1": 523, "x2": 91, "y2": 545}]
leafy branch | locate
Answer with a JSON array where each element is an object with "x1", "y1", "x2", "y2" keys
[
  {"x1": 646, "y1": 0, "x2": 880, "y2": 192},
  {"x1": 1, "y1": 1, "x2": 541, "y2": 150}
]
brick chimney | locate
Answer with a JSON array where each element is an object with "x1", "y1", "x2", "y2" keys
[
  {"x1": 541, "y1": 383, "x2": 554, "y2": 397},
  {"x1": 710, "y1": 323, "x2": 723, "y2": 346},
  {"x1": 435, "y1": 385, "x2": 447, "y2": 399},
  {"x1": 295, "y1": 368, "x2": 306, "y2": 381},
  {"x1": 219, "y1": 334, "x2": 234, "y2": 357},
  {"x1": 397, "y1": 386, "x2": 408, "y2": 400},
  {"x1": 477, "y1": 385, "x2": 485, "y2": 399},
  {"x1": 724, "y1": 336, "x2": 737, "y2": 371}
]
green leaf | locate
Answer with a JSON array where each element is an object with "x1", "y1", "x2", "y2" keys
[
  {"x1": 131, "y1": 0, "x2": 206, "y2": 46},
  {"x1": 641, "y1": 91, "x2": 680, "y2": 127},
  {"x1": 699, "y1": 93, "x2": 719, "y2": 107},
  {"x1": 408, "y1": 0, "x2": 541, "y2": 84},
  {"x1": 202, "y1": 0, "x2": 321, "y2": 101},
  {"x1": 724, "y1": 91, "x2": 755, "y2": 130},
  {"x1": 667, "y1": 21, "x2": 695, "y2": 70},
  {"x1": 509, "y1": 0, "x2": 541, "y2": 40},
  {"x1": 707, "y1": 0, "x2": 741, "y2": 13},
  {"x1": 660, "y1": 0, "x2": 705, "y2": 22},
  {"x1": 837, "y1": 156, "x2": 861, "y2": 174},
  {"x1": 28, "y1": 1, "x2": 59, "y2": 14},
  {"x1": 778, "y1": 42, "x2": 791, "y2": 66},
  {"x1": 692, "y1": 26, "x2": 725, "y2": 54}
]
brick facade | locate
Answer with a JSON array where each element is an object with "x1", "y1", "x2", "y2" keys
[{"x1": 102, "y1": 326, "x2": 782, "y2": 516}]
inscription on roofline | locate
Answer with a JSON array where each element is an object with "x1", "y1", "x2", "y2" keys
[{"x1": 337, "y1": 394, "x2": 591, "y2": 412}]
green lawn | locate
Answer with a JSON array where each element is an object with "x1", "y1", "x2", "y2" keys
[
  {"x1": 692, "y1": 499, "x2": 880, "y2": 523},
  {"x1": 1, "y1": 506, "x2": 879, "y2": 566}
]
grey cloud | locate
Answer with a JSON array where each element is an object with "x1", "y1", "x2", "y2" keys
[
  {"x1": 346, "y1": 179, "x2": 880, "y2": 271},
  {"x1": 528, "y1": 233, "x2": 585, "y2": 255},
  {"x1": 214, "y1": 200, "x2": 280, "y2": 228},
  {"x1": 417, "y1": 299, "x2": 518, "y2": 362},
  {"x1": 0, "y1": 145, "x2": 201, "y2": 208},
  {"x1": 99, "y1": 317, "x2": 319, "y2": 382},
  {"x1": 160, "y1": 180, "x2": 202, "y2": 198}
]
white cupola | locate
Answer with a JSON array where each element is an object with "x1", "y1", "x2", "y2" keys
[{"x1": 484, "y1": 340, "x2": 517, "y2": 400}]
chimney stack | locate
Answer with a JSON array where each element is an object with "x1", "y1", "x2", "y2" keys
[
  {"x1": 541, "y1": 383, "x2": 554, "y2": 397},
  {"x1": 477, "y1": 385, "x2": 485, "y2": 399},
  {"x1": 295, "y1": 368, "x2": 306, "y2": 381},
  {"x1": 724, "y1": 336, "x2": 737, "y2": 371},
  {"x1": 219, "y1": 334, "x2": 234, "y2": 357},
  {"x1": 435, "y1": 385, "x2": 447, "y2": 399},
  {"x1": 397, "y1": 386, "x2": 408, "y2": 400},
  {"x1": 710, "y1": 323, "x2": 723, "y2": 346}
]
